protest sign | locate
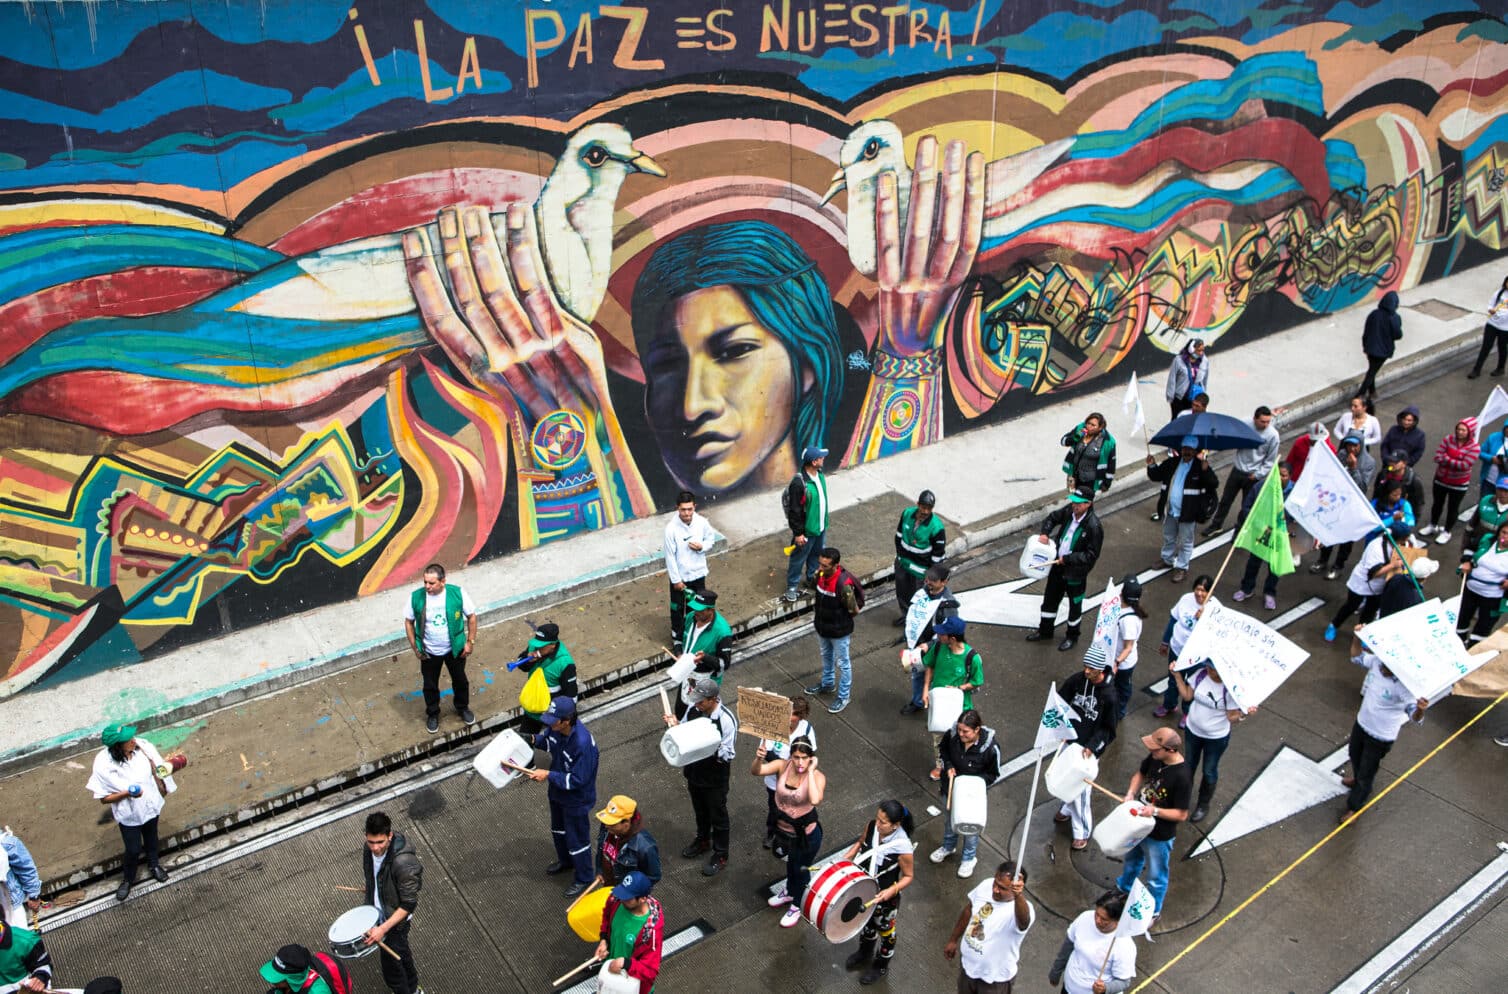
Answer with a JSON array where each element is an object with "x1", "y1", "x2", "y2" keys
[
  {"x1": 1176, "y1": 601, "x2": 1309, "y2": 711},
  {"x1": 904, "y1": 592, "x2": 944, "y2": 649},
  {"x1": 1457, "y1": 627, "x2": 1508, "y2": 699},
  {"x1": 1089, "y1": 579, "x2": 1123, "y2": 658},
  {"x1": 735, "y1": 687, "x2": 793, "y2": 742},
  {"x1": 1114, "y1": 878, "x2": 1157, "y2": 940},
  {"x1": 1355, "y1": 598, "x2": 1488, "y2": 701}
]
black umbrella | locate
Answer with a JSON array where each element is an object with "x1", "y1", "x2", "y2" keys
[{"x1": 1150, "y1": 412, "x2": 1263, "y2": 451}]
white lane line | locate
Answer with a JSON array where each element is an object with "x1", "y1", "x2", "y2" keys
[{"x1": 1328, "y1": 842, "x2": 1508, "y2": 994}]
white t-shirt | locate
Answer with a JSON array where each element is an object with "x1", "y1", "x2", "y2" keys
[
  {"x1": 1062, "y1": 909, "x2": 1137, "y2": 994},
  {"x1": 762, "y1": 719, "x2": 815, "y2": 792},
  {"x1": 1185, "y1": 670, "x2": 1237, "y2": 739},
  {"x1": 371, "y1": 851, "x2": 387, "y2": 915},
  {"x1": 86, "y1": 740, "x2": 167, "y2": 827},
  {"x1": 1467, "y1": 544, "x2": 1508, "y2": 598},
  {"x1": 1168, "y1": 592, "x2": 1217, "y2": 658},
  {"x1": 1355, "y1": 653, "x2": 1422, "y2": 741},
  {"x1": 404, "y1": 586, "x2": 477, "y2": 656},
  {"x1": 1114, "y1": 614, "x2": 1143, "y2": 671},
  {"x1": 959, "y1": 879, "x2": 1035, "y2": 983},
  {"x1": 1346, "y1": 535, "x2": 1391, "y2": 597}
]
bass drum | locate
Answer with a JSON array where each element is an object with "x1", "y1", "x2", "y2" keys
[{"x1": 800, "y1": 860, "x2": 877, "y2": 944}]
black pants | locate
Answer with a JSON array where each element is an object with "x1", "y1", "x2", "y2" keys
[
  {"x1": 1170, "y1": 396, "x2": 1193, "y2": 420},
  {"x1": 669, "y1": 575, "x2": 706, "y2": 642},
  {"x1": 1316, "y1": 541, "x2": 1354, "y2": 571},
  {"x1": 119, "y1": 816, "x2": 161, "y2": 883},
  {"x1": 1359, "y1": 354, "x2": 1387, "y2": 396},
  {"x1": 895, "y1": 566, "x2": 922, "y2": 615},
  {"x1": 1239, "y1": 551, "x2": 1281, "y2": 597},
  {"x1": 1212, "y1": 468, "x2": 1256, "y2": 527},
  {"x1": 687, "y1": 775, "x2": 731, "y2": 855},
  {"x1": 1429, "y1": 480, "x2": 1467, "y2": 529},
  {"x1": 1456, "y1": 587, "x2": 1500, "y2": 646},
  {"x1": 1037, "y1": 566, "x2": 1086, "y2": 640},
  {"x1": 1330, "y1": 590, "x2": 1379, "y2": 628},
  {"x1": 419, "y1": 650, "x2": 469, "y2": 718},
  {"x1": 378, "y1": 919, "x2": 420, "y2": 994},
  {"x1": 1471, "y1": 323, "x2": 1508, "y2": 375},
  {"x1": 1346, "y1": 721, "x2": 1394, "y2": 813}
]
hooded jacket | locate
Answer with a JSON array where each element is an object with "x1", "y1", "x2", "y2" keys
[
  {"x1": 1362, "y1": 291, "x2": 1402, "y2": 358},
  {"x1": 363, "y1": 832, "x2": 422, "y2": 917},
  {"x1": 596, "y1": 817, "x2": 663, "y2": 886},
  {"x1": 1381, "y1": 406, "x2": 1426, "y2": 467},
  {"x1": 1433, "y1": 418, "x2": 1480, "y2": 489},
  {"x1": 1372, "y1": 461, "x2": 1426, "y2": 525},
  {"x1": 598, "y1": 895, "x2": 664, "y2": 994},
  {"x1": 1337, "y1": 436, "x2": 1377, "y2": 493}
]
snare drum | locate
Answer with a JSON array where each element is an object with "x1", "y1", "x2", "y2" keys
[
  {"x1": 800, "y1": 859, "x2": 878, "y2": 944},
  {"x1": 328, "y1": 905, "x2": 382, "y2": 959}
]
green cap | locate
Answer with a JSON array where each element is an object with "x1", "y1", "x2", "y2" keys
[{"x1": 100, "y1": 723, "x2": 137, "y2": 747}]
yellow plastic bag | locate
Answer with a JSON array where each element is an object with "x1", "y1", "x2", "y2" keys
[{"x1": 519, "y1": 667, "x2": 550, "y2": 714}]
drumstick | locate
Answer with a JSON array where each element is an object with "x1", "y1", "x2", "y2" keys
[
  {"x1": 1084, "y1": 778, "x2": 1126, "y2": 803},
  {"x1": 565, "y1": 876, "x2": 603, "y2": 913},
  {"x1": 658, "y1": 686, "x2": 672, "y2": 718},
  {"x1": 946, "y1": 774, "x2": 954, "y2": 811},
  {"x1": 502, "y1": 759, "x2": 534, "y2": 777},
  {"x1": 333, "y1": 884, "x2": 364, "y2": 892},
  {"x1": 377, "y1": 940, "x2": 403, "y2": 961},
  {"x1": 552, "y1": 955, "x2": 602, "y2": 987}
]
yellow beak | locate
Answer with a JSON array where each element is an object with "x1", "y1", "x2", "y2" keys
[
  {"x1": 818, "y1": 170, "x2": 846, "y2": 207},
  {"x1": 629, "y1": 151, "x2": 667, "y2": 178}
]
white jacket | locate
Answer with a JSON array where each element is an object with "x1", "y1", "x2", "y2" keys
[{"x1": 665, "y1": 512, "x2": 716, "y2": 584}]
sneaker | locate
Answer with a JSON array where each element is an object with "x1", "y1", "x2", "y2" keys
[
  {"x1": 929, "y1": 845, "x2": 954, "y2": 864},
  {"x1": 768, "y1": 886, "x2": 792, "y2": 908},
  {"x1": 458, "y1": 708, "x2": 476, "y2": 724},
  {"x1": 1418, "y1": 523, "x2": 1438, "y2": 537},
  {"x1": 804, "y1": 682, "x2": 835, "y2": 696},
  {"x1": 425, "y1": 715, "x2": 440, "y2": 734},
  {"x1": 1232, "y1": 589, "x2": 1250, "y2": 602},
  {"x1": 1152, "y1": 705, "x2": 1172, "y2": 718},
  {"x1": 1324, "y1": 623, "x2": 1337, "y2": 642},
  {"x1": 827, "y1": 697, "x2": 850, "y2": 714},
  {"x1": 957, "y1": 857, "x2": 977, "y2": 878},
  {"x1": 1149, "y1": 512, "x2": 1162, "y2": 522},
  {"x1": 1326, "y1": 568, "x2": 1339, "y2": 580},
  {"x1": 702, "y1": 854, "x2": 728, "y2": 877},
  {"x1": 783, "y1": 587, "x2": 799, "y2": 602},
  {"x1": 1263, "y1": 594, "x2": 1278, "y2": 611},
  {"x1": 779, "y1": 906, "x2": 803, "y2": 928},
  {"x1": 1308, "y1": 562, "x2": 1325, "y2": 575},
  {"x1": 1436, "y1": 530, "x2": 1452, "y2": 545},
  {"x1": 1494, "y1": 734, "x2": 1508, "y2": 747}
]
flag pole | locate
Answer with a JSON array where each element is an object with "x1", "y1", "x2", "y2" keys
[
  {"x1": 1094, "y1": 935, "x2": 1119, "y2": 985},
  {"x1": 1014, "y1": 744, "x2": 1047, "y2": 883},
  {"x1": 1381, "y1": 527, "x2": 1426, "y2": 601}
]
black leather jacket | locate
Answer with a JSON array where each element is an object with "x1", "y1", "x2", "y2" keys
[{"x1": 363, "y1": 831, "x2": 423, "y2": 916}]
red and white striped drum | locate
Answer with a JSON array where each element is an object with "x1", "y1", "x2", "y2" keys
[{"x1": 800, "y1": 859, "x2": 878, "y2": 943}]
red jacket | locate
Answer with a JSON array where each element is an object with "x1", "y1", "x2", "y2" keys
[
  {"x1": 1434, "y1": 418, "x2": 1480, "y2": 488},
  {"x1": 599, "y1": 895, "x2": 663, "y2": 993},
  {"x1": 1285, "y1": 434, "x2": 1336, "y2": 480}
]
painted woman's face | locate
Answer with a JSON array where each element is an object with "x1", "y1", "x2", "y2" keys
[{"x1": 643, "y1": 285, "x2": 800, "y2": 494}]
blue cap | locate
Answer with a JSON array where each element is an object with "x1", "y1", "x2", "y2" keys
[
  {"x1": 801, "y1": 446, "x2": 829, "y2": 465},
  {"x1": 933, "y1": 615, "x2": 966, "y2": 637},
  {"x1": 612, "y1": 870, "x2": 653, "y2": 900},
  {"x1": 540, "y1": 696, "x2": 577, "y2": 724},
  {"x1": 1181, "y1": 435, "x2": 1199, "y2": 449}
]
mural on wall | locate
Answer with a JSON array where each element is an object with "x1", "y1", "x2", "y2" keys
[{"x1": 0, "y1": 0, "x2": 1505, "y2": 695}]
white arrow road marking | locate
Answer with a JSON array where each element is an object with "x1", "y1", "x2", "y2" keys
[
  {"x1": 1188, "y1": 744, "x2": 1349, "y2": 857},
  {"x1": 1144, "y1": 596, "x2": 1326, "y2": 696},
  {"x1": 1327, "y1": 842, "x2": 1508, "y2": 994}
]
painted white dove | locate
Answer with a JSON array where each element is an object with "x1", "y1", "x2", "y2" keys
[{"x1": 820, "y1": 119, "x2": 1073, "y2": 277}]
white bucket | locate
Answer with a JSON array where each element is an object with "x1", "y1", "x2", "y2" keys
[
  {"x1": 472, "y1": 729, "x2": 535, "y2": 789},
  {"x1": 927, "y1": 686, "x2": 965, "y2": 733},
  {"x1": 660, "y1": 719, "x2": 721, "y2": 767},
  {"x1": 1093, "y1": 801, "x2": 1156, "y2": 858},
  {"x1": 1043, "y1": 746, "x2": 1098, "y2": 803},
  {"x1": 950, "y1": 775, "x2": 988, "y2": 835},
  {"x1": 667, "y1": 653, "x2": 697, "y2": 685},
  {"x1": 1019, "y1": 535, "x2": 1056, "y2": 579},
  {"x1": 596, "y1": 959, "x2": 642, "y2": 994}
]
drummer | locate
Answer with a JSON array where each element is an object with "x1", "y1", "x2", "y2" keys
[
  {"x1": 0, "y1": 915, "x2": 53, "y2": 992},
  {"x1": 1054, "y1": 644, "x2": 1120, "y2": 852},
  {"x1": 663, "y1": 679, "x2": 738, "y2": 877},
  {"x1": 676, "y1": 590, "x2": 733, "y2": 710},
  {"x1": 842, "y1": 799, "x2": 915, "y2": 986},
  {"x1": 753, "y1": 736, "x2": 825, "y2": 928},
  {"x1": 360, "y1": 811, "x2": 423, "y2": 994},
  {"x1": 918, "y1": 616, "x2": 985, "y2": 781},
  {"x1": 761, "y1": 696, "x2": 816, "y2": 855},
  {"x1": 515, "y1": 623, "x2": 578, "y2": 732},
  {"x1": 595, "y1": 795, "x2": 662, "y2": 888},
  {"x1": 594, "y1": 871, "x2": 663, "y2": 992},
  {"x1": 928, "y1": 710, "x2": 1003, "y2": 879}
]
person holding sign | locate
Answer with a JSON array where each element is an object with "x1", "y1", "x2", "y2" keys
[
  {"x1": 842, "y1": 800, "x2": 916, "y2": 986},
  {"x1": 753, "y1": 736, "x2": 825, "y2": 928},
  {"x1": 663, "y1": 679, "x2": 738, "y2": 877},
  {"x1": 1323, "y1": 520, "x2": 1411, "y2": 642},
  {"x1": 944, "y1": 859, "x2": 1033, "y2": 994},
  {"x1": 1114, "y1": 728, "x2": 1191, "y2": 919},
  {"x1": 1047, "y1": 889, "x2": 1137, "y2": 994},
  {"x1": 1155, "y1": 573, "x2": 1218, "y2": 720},
  {"x1": 930, "y1": 710, "x2": 1004, "y2": 878},
  {"x1": 899, "y1": 565, "x2": 958, "y2": 713},
  {"x1": 1341, "y1": 632, "x2": 1429, "y2": 821},
  {"x1": 1170, "y1": 661, "x2": 1253, "y2": 823},
  {"x1": 921, "y1": 617, "x2": 986, "y2": 780},
  {"x1": 1456, "y1": 518, "x2": 1508, "y2": 647},
  {"x1": 761, "y1": 696, "x2": 816, "y2": 854}
]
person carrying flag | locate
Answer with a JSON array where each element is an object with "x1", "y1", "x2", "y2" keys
[{"x1": 1231, "y1": 463, "x2": 1297, "y2": 612}]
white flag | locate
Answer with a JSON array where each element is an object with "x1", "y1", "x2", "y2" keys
[
  {"x1": 1034, "y1": 682, "x2": 1082, "y2": 750},
  {"x1": 1115, "y1": 878, "x2": 1158, "y2": 938},
  {"x1": 1121, "y1": 370, "x2": 1146, "y2": 437},
  {"x1": 1284, "y1": 440, "x2": 1383, "y2": 545},
  {"x1": 1475, "y1": 385, "x2": 1508, "y2": 440}
]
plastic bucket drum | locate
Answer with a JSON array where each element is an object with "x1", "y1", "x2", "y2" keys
[
  {"x1": 328, "y1": 905, "x2": 381, "y2": 959},
  {"x1": 666, "y1": 653, "x2": 697, "y2": 685},
  {"x1": 1094, "y1": 801, "x2": 1156, "y2": 858},
  {"x1": 660, "y1": 719, "x2": 720, "y2": 766},
  {"x1": 950, "y1": 775, "x2": 988, "y2": 835},
  {"x1": 1019, "y1": 535, "x2": 1056, "y2": 579},
  {"x1": 473, "y1": 729, "x2": 535, "y2": 789},
  {"x1": 927, "y1": 686, "x2": 965, "y2": 734},
  {"x1": 1044, "y1": 746, "x2": 1099, "y2": 803},
  {"x1": 800, "y1": 860, "x2": 877, "y2": 944},
  {"x1": 596, "y1": 959, "x2": 642, "y2": 994},
  {"x1": 567, "y1": 886, "x2": 611, "y2": 942}
]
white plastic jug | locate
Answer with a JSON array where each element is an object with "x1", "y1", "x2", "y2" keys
[
  {"x1": 666, "y1": 652, "x2": 697, "y2": 685},
  {"x1": 473, "y1": 729, "x2": 536, "y2": 789},
  {"x1": 596, "y1": 959, "x2": 642, "y2": 994},
  {"x1": 950, "y1": 775, "x2": 988, "y2": 835},
  {"x1": 1019, "y1": 535, "x2": 1056, "y2": 579},
  {"x1": 1093, "y1": 801, "x2": 1156, "y2": 858},
  {"x1": 1043, "y1": 746, "x2": 1098, "y2": 803},
  {"x1": 660, "y1": 719, "x2": 721, "y2": 767},
  {"x1": 927, "y1": 686, "x2": 966, "y2": 733}
]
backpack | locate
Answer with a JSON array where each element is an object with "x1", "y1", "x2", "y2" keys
[
  {"x1": 781, "y1": 474, "x2": 807, "y2": 524},
  {"x1": 308, "y1": 952, "x2": 352, "y2": 994}
]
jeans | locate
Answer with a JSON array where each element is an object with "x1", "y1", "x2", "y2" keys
[
  {"x1": 908, "y1": 664, "x2": 927, "y2": 708},
  {"x1": 119, "y1": 816, "x2": 161, "y2": 883},
  {"x1": 1116, "y1": 835, "x2": 1175, "y2": 914},
  {"x1": 1112, "y1": 667, "x2": 1136, "y2": 721},
  {"x1": 785, "y1": 823, "x2": 823, "y2": 904},
  {"x1": 550, "y1": 800, "x2": 595, "y2": 884},
  {"x1": 419, "y1": 650, "x2": 469, "y2": 718},
  {"x1": 1346, "y1": 721, "x2": 1394, "y2": 812},
  {"x1": 1160, "y1": 656, "x2": 1194, "y2": 713},
  {"x1": 786, "y1": 531, "x2": 825, "y2": 590},
  {"x1": 941, "y1": 806, "x2": 979, "y2": 861},
  {"x1": 819, "y1": 635, "x2": 852, "y2": 701},
  {"x1": 1239, "y1": 551, "x2": 1281, "y2": 597},
  {"x1": 1160, "y1": 515, "x2": 1196, "y2": 569},
  {"x1": 378, "y1": 920, "x2": 420, "y2": 994},
  {"x1": 1185, "y1": 731, "x2": 1230, "y2": 790}
]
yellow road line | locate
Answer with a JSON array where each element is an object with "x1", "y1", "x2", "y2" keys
[{"x1": 1129, "y1": 687, "x2": 1508, "y2": 993}]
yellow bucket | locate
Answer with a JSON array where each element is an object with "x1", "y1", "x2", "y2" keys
[{"x1": 567, "y1": 886, "x2": 611, "y2": 942}]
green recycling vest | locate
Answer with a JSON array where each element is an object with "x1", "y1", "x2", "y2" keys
[
  {"x1": 410, "y1": 584, "x2": 467, "y2": 656},
  {"x1": 0, "y1": 925, "x2": 41, "y2": 987},
  {"x1": 682, "y1": 610, "x2": 733, "y2": 683}
]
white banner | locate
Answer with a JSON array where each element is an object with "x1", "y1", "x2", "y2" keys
[
  {"x1": 1115, "y1": 877, "x2": 1157, "y2": 939},
  {"x1": 1089, "y1": 578, "x2": 1123, "y2": 658},
  {"x1": 1475, "y1": 385, "x2": 1508, "y2": 439},
  {"x1": 903, "y1": 589, "x2": 944, "y2": 649},
  {"x1": 1122, "y1": 370, "x2": 1146, "y2": 438},
  {"x1": 1356, "y1": 597, "x2": 1489, "y2": 701},
  {"x1": 1285, "y1": 441, "x2": 1384, "y2": 545},
  {"x1": 1176, "y1": 601, "x2": 1310, "y2": 711}
]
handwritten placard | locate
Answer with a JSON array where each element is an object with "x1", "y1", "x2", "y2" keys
[
  {"x1": 1357, "y1": 598, "x2": 1486, "y2": 700},
  {"x1": 736, "y1": 686, "x2": 793, "y2": 743},
  {"x1": 1176, "y1": 602, "x2": 1310, "y2": 711}
]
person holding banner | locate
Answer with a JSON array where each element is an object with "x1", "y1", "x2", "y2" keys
[
  {"x1": 1114, "y1": 728, "x2": 1191, "y2": 918},
  {"x1": 898, "y1": 565, "x2": 957, "y2": 711},
  {"x1": 1323, "y1": 520, "x2": 1411, "y2": 642},
  {"x1": 1047, "y1": 889, "x2": 1137, "y2": 994},
  {"x1": 843, "y1": 800, "x2": 916, "y2": 985},
  {"x1": 753, "y1": 736, "x2": 825, "y2": 928},
  {"x1": 1170, "y1": 661, "x2": 1252, "y2": 823},
  {"x1": 1054, "y1": 645, "x2": 1119, "y2": 850},
  {"x1": 1465, "y1": 272, "x2": 1508, "y2": 379},
  {"x1": 930, "y1": 710, "x2": 1004, "y2": 878},
  {"x1": 1233, "y1": 463, "x2": 1294, "y2": 612},
  {"x1": 1154, "y1": 574, "x2": 1218, "y2": 720},
  {"x1": 944, "y1": 859, "x2": 1033, "y2": 994},
  {"x1": 1420, "y1": 418, "x2": 1479, "y2": 545},
  {"x1": 1456, "y1": 518, "x2": 1508, "y2": 647},
  {"x1": 1341, "y1": 633, "x2": 1429, "y2": 821},
  {"x1": 1308, "y1": 434, "x2": 1376, "y2": 580}
]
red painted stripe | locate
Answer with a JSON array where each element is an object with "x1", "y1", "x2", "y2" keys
[{"x1": 1441, "y1": 66, "x2": 1508, "y2": 100}]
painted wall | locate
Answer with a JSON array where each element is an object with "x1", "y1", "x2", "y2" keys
[{"x1": 0, "y1": 0, "x2": 1504, "y2": 695}]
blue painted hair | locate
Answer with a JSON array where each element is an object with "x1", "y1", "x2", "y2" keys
[{"x1": 631, "y1": 220, "x2": 843, "y2": 458}]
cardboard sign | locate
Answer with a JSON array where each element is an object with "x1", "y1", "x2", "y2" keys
[
  {"x1": 735, "y1": 686, "x2": 793, "y2": 743},
  {"x1": 1176, "y1": 601, "x2": 1310, "y2": 711},
  {"x1": 1357, "y1": 597, "x2": 1487, "y2": 701}
]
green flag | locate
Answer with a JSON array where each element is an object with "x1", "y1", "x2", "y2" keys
[{"x1": 1233, "y1": 465, "x2": 1295, "y2": 577}]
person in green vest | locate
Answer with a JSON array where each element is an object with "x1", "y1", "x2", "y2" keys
[
  {"x1": 0, "y1": 917, "x2": 52, "y2": 992},
  {"x1": 919, "y1": 616, "x2": 985, "y2": 781},
  {"x1": 516, "y1": 623, "x2": 579, "y2": 730},
  {"x1": 1061, "y1": 412, "x2": 1118, "y2": 495},
  {"x1": 594, "y1": 870, "x2": 664, "y2": 992},
  {"x1": 259, "y1": 944, "x2": 336, "y2": 994},
  {"x1": 403, "y1": 562, "x2": 478, "y2": 735},
  {"x1": 783, "y1": 446, "x2": 830, "y2": 602},
  {"x1": 678, "y1": 591, "x2": 733, "y2": 709},
  {"x1": 893, "y1": 490, "x2": 947, "y2": 624}
]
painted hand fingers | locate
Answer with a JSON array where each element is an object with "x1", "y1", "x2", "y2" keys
[
  {"x1": 902, "y1": 135, "x2": 939, "y2": 283},
  {"x1": 875, "y1": 170, "x2": 903, "y2": 290},
  {"x1": 926, "y1": 139, "x2": 966, "y2": 283},
  {"x1": 503, "y1": 203, "x2": 605, "y2": 398},
  {"x1": 947, "y1": 150, "x2": 985, "y2": 288}
]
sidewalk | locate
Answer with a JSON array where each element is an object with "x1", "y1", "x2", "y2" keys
[{"x1": 3, "y1": 261, "x2": 1500, "y2": 891}]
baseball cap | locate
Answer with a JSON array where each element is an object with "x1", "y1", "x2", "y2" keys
[
  {"x1": 1141, "y1": 727, "x2": 1182, "y2": 752},
  {"x1": 801, "y1": 445, "x2": 829, "y2": 465},
  {"x1": 1120, "y1": 577, "x2": 1143, "y2": 602},
  {"x1": 686, "y1": 590, "x2": 717, "y2": 612},
  {"x1": 612, "y1": 870, "x2": 654, "y2": 901},
  {"x1": 933, "y1": 615, "x2": 966, "y2": 638},
  {"x1": 101, "y1": 723, "x2": 137, "y2": 747},
  {"x1": 1067, "y1": 487, "x2": 1095, "y2": 504},
  {"x1": 1083, "y1": 643, "x2": 1110, "y2": 671},
  {"x1": 687, "y1": 678, "x2": 721, "y2": 703},
  {"x1": 83, "y1": 981, "x2": 124, "y2": 994},
  {"x1": 540, "y1": 696, "x2": 577, "y2": 725},
  {"x1": 527, "y1": 622, "x2": 561, "y2": 652},
  {"x1": 596, "y1": 795, "x2": 638, "y2": 825},
  {"x1": 259, "y1": 945, "x2": 312, "y2": 985},
  {"x1": 1180, "y1": 435, "x2": 1199, "y2": 449},
  {"x1": 917, "y1": 490, "x2": 936, "y2": 507}
]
